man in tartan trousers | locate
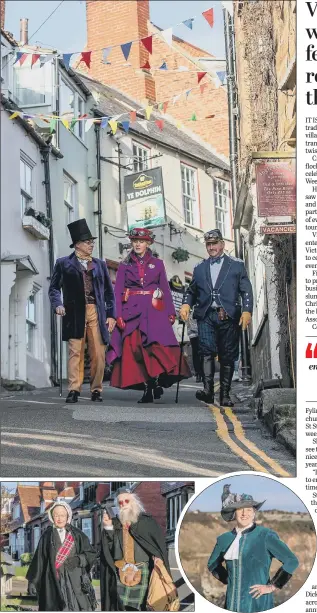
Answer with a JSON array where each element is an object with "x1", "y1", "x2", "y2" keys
[{"x1": 180, "y1": 229, "x2": 253, "y2": 407}]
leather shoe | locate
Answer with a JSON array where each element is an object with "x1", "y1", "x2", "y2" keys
[
  {"x1": 66, "y1": 391, "x2": 80, "y2": 404},
  {"x1": 91, "y1": 390, "x2": 102, "y2": 402}
]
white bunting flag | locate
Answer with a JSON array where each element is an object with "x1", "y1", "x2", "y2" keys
[
  {"x1": 85, "y1": 118, "x2": 95, "y2": 132},
  {"x1": 161, "y1": 28, "x2": 173, "y2": 46}
]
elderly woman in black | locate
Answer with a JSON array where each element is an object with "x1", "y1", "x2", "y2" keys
[{"x1": 27, "y1": 500, "x2": 97, "y2": 611}]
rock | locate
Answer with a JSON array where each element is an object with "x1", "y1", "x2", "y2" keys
[{"x1": 259, "y1": 389, "x2": 296, "y2": 418}]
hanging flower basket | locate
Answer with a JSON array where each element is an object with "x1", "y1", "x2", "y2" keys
[
  {"x1": 171, "y1": 247, "x2": 190, "y2": 263},
  {"x1": 24, "y1": 207, "x2": 51, "y2": 228}
]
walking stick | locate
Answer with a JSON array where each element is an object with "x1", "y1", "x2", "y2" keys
[
  {"x1": 59, "y1": 315, "x2": 63, "y2": 397},
  {"x1": 175, "y1": 321, "x2": 186, "y2": 404}
]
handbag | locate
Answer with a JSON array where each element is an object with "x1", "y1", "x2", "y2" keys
[
  {"x1": 152, "y1": 288, "x2": 165, "y2": 311},
  {"x1": 146, "y1": 564, "x2": 180, "y2": 612}
]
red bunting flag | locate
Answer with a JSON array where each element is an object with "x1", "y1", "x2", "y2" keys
[
  {"x1": 197, "y1": 72, "x2": 207, "y2": 84},
  {"x1": 205, "y1": 114, "x2": 215, "y2": 118},
  {"x1": 141, "y1": 60, "x2": 151, "y2": 69},
  {"x1": 31, "y1": 54, "x2": 40, "y2": 67},
  {"x1": 155, "y1": 119, "x2": 164, "y2": 131},
  {"x1": 80, "y1": 51, "x2": 92, "y2": 68},
  {"x1": 130, "y1": 111, "x2": 137, "y2": 122},
  {"x1": 202, "y1": 8, "x2": 214, "y2": 28},
  {"x1": 163, "y1": 101, "x2": 169, "y2": 113},
  {"x1": 200, "y1": 83, "x2": 207, "y2": 94},
  {"x1": 141, "y1": 35, "x2": 153, "y2": 54},
  {"x1": 19, "y1": 53, "x2": 28, "y2": 66}
]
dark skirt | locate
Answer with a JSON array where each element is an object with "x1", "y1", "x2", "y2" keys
[{"x1": 110, "y1": 329, "x2": 191, "y2": 390}]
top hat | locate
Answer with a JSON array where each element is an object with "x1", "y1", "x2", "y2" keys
[
  {"x1": 128, "y1": 227, "x2": 155, "y2": 244},
  {"x1": 68, "y1": 218, "x2": 97, "y2": 248},
  {"x1": 221, "y1": 492, "x2": 265, "y2": 522},
  {"x1": 204, "y1": 229, "x2": 224, "y2": 243}
]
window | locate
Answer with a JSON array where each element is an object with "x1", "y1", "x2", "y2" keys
[
  {"x1": 181, "y1": 164, "x2": 199, "y2": 228},
  {"x1": 33, "y1": 526, "x2": 41, "y2": 550},
  {"x1": 26, "y1": 289, "x2": 38, "y2": 354},
  {"x1": 13, "y1": 504, "x2": 20, "y2": 520},
  {"x1": 110, "y1": 482, "x2": 133, "y2": 495},
  {"x1": 84, "y1": 484, "x2": 96, "y2": 504},
  {"x1": 167, "y1": 495, "x2": 182, "y2": 531},
  {"x1": 64, "y1": 173, "x2": 76, "y2": 224},
  {"x1": 79, "y1": 484, "x2": 84, "y2": 501},
  {"x1": 132, "y1": 143, "x2": 150, "y2": 172},
  {"x1": 81, "y1": 518, "x2": 93, "y2": 543},
  {"x1": 214, "y1": 179, "x2": 231, "y2": 239},
  {"x1": 14, "y1": 62, "x2": 49, "y2": 106},
  {"x1": 40, "y1": 500, "x2": 46, "y2": 513},
  {"x1": 1, "y1": 44, "x2": 12, "y2": 91},
  {"x1": 60, "y1": 76, "x2": 85, "y2": 142},
  {"x1": 20, "y1": 156, "x2": 33, "y2": 216}
]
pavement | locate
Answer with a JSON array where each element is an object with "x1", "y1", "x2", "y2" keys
[{"x1": 1, "y1": 377, "x2": 295, "y2": 477}]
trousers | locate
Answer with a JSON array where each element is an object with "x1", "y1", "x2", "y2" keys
[
  {"x1": 197, "y1": 309, "x2": 240, "y2": 363},
  {"x1": 68, "y1": 304, "x2": 106, "y2": 392}
]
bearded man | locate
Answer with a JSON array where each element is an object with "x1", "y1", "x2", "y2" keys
[{"x1": 99, "y1": 488, "x2": 173, "y2": 611}]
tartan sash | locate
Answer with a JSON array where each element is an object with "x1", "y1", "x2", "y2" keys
[{"x1": 55, "y1": 531, "x2": 75, "y2": 577}]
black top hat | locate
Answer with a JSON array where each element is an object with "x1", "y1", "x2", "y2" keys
[
  {"x1": 221, "y1": 492, "x2": 265, "y2": 522},
  {"x1": 68, "y1": 219, "x2": 97, "y2": 248},
  {"x1": 204, "y1": 228, "x2": 224, "y2": 243}
]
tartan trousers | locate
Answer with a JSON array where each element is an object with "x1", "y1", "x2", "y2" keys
[{"x1": 197, "y1": 309, "x2": 240, "y2": 364}]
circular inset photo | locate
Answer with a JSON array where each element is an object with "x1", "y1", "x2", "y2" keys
[{"x1": 177, "y1": 475, "x2": 316, "y2": 612}]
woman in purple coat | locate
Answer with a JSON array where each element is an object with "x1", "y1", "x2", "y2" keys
[{"x1": 107, "y1": 228, "x2": 191, "y2": 403}]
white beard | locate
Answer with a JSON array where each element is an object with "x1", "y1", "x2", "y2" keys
[{"x1": 119, "y1": 503, "x2": 142, "y2": 525}]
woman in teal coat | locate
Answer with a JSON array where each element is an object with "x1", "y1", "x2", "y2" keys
[{"x1": 207, "y1": 490, "x2": 299, "y2": 612}]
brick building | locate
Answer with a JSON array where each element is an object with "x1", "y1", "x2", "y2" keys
[{"x1": 79, "y1": 0, "x2": 229, "y2": 157}]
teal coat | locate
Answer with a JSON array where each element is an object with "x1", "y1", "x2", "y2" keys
[{"x1": 207, "y1": 524, "x2": 298, "y2": 612}]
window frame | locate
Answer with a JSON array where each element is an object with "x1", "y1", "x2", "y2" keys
[
  {"x1": 81, "y1": 517, "x2": 93, "y2": 543},
  {"x1": 63, "y1": 172, "x2": 76, "y2": 224},
  {"x1": 213, "y1": 178, "x2": 231, "y2": 240},
  {"x1": 20, "y1": 154, "x2": 34, "y2": 217},
  {"x1": 59, "y1": 75, "x2": 86, "y2": 143},
  {"x1": 26, "y1": 287, "x2": 39, "y2": 356},
  {"x1": 13, "y1": 60, "x2": 52, "y2": 107},
  {"x1": 131, "y1": 141, "x2": 151, "y2": 173},
  {"x1": 180, "y1": 163, "x2": 200, "y2": 229}
]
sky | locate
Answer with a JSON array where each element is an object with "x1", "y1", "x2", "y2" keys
[
  {"x1": 189, "y1": 476, "x2": 309, "y2": 513},
  {"x1": 4, "y1": 0, "x2": 225, "y2": 56}
]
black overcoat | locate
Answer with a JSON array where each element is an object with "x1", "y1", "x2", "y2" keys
[
  {"x1": 99, "y1": 513, "x2": 171, "y2": 612},
  {"x1": 26, "y1": 525, "x2": 97, "y2": 611}
]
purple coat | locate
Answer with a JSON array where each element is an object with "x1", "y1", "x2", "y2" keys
[{"x1": 108, "y1": 250, "x2": 178, "y2": 363}]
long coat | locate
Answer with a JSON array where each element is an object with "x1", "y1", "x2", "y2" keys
[
  {"x1": 49, "y1": 253, "x2": 116, "y2": 344},
  {"x1": 107, "y1": 250, "x2": 177, "y2": 363},
  {"x1": 99, "y1": 513, "x2": 171, "y2": 611},
  {"x1": 183, "y1": 254, "x2": 253, "y2": 321},
  {"x1": 207, "y1": 524, "x2": 299, "y2": 612},
  {"x1": 26, "y1": 525, "x2": 97, "y2": 611}
]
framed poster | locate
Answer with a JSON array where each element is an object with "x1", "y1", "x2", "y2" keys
[{"x1": 124, "y1": 167, "x2": 167, "y2": 231}]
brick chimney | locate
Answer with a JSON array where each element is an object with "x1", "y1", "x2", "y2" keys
[
  {"x1": 1, "y1": 0, "x2": 5, "y2": 29},
  {"x1": 86, "y1": 0, "x2": 156, "y2": 103}
]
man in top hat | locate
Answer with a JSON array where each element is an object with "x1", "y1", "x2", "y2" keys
[
  {"x1": 49, "y1": 218, "x2": 116, "y2": 403},
  {"x1": 179, "y1": 229, "x2": 253, "y2": 407}
]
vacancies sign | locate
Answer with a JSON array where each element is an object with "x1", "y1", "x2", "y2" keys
[{"x1": 124, "y1": 167, "x2": 167, "y2": 231}]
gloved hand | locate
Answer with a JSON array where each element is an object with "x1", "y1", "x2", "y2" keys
[
  {"x1": 116, "y1": 317, "x2": 126, "y2": 331},
  {"x1": 239, "y1": 311, "x2": 252, "y2": 330},
  {"x1": 179, "y1": 304, "x2": 190, "y2": 322},
  {"x1": 64, "y1": 555, "x2": 81, "y2": 571},
  {"x1": 28, "y1": 582, "x2": 37, "y2": 597},
  {"x1": 169, "y1": 314, "x2": 176, "y2": 325}
]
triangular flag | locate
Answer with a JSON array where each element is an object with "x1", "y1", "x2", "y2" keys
[
  {"x1": 121, "y1": 41, "x2": 132, "y2": 61},
  {"x1": 62, "y1": 53, "x2": 73, "y2": 69},
  {"x1": 205, "y1": 114, "x2": 215, "y2": 119},
  {"x1": 40, "y1": 54, "x2": 52, "y2": 68},
  {"x1": 80, "y1": 51, "x2": 92, "y2": 68},
  {"x1": 163, "y1": 101, "x2": 169, "y2": 113},
  {"x1": 155, "y1": 119, "x2": 164, "y2": 131},
  {"x1": 109, "y1": 119, "x2": 118, "y2": 134},
  {"x1": 101, "y1": 117, "x2": 109, "y2": 129},
  {"x1": 158, "y1": 103, "x2": 163, "y2": 111},
  {"x1": 70, "y1": 118, "x2": 77, "y2": 130},
  {"x1": 121, "y1": 120, "x2": 130, "y2": 133},
  {"x1": 102, "y1": 47, "x2": 112, "y2": 63},
  {"x1": 200, "y1": 83, "x2": 208, "y2": 94},
  {"x1": 130, "y1": 111, "x2": 137, "y2": 122},
  {"x1": 85, "y1": 118, "x2": 95, "y2": 132},
  {"x1": 190, "y1": 113, "x2": 197, "y2": 121},
  {"x1": 216, "y1": 70, "x2": 227, "y2": 85},
  {"x1": 183, "y1": 18, "x2": 194, "y2": 30},
  {"x1": 49, "y1": 118, "x2": 57, "y2": 133},
  {"x1": 161, "y1": 28, "x2": 173, "y2": 46},
  {"x1": 9, "y1": 111, "x2": 20, "y2": 120},
  {"x1": 19, "y1": 53, "x2": 28, "y2": 66},
  {"x1": 61, "y1": 118, "x2": 69, "y2": 130},
  {"x1": 197, "y1": 71, "x2": 207, "y2": 84},
  {"x1": 141, "y1": 35, "x2": 153, "y2": 54},
  {"x1": 145, "y1": 105, "x2": 153, "y2": 120},
  {"x1": 14, "y1": 52, "x2": 24, "y2": 65},
  {"x1": 178, "y1": 66, "x2": 189, "y2": 72},
  {"x1": 202, "y1": 8, "x2": 214, "y2": 28},
  {"x1": 141, "y1": 60, "x2": 151, "y2": 70},
  {"x1": 159, "y1": 61, "x2": 167, "y2": 70},
  {"x1": 31, "y1": 54, "x2": 41, "y2": 68},
  {"x1": 172, "y1": 94, "x2": 181, "y2": 104},
  {"x1": 185, "y1": 89, "x2": 192, "y2": 98},
  {"x1": 138, "y1": 120, "x2": 149, "y2": 132},
  {"x1": 176, "y1": 121, "x2": 182, "y2": 129}
]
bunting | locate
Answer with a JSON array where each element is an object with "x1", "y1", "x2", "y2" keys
[
  {"x1": 109, "y1": 119, "x2": 118, "y2": 134},
  {"x1": 141, "y1": 60, "x2": 151, "y2": 70},
  {"x1": 159, "y1": 61, "x2": 167, "y2": 70},
  {"x1": 101, "y1": 117, "x2": 109, "y2": 129},
  {"x1": 80, "y1": 52, "x2": 92, "y2": 68},
  {"x1": 197, "y1": 72, "x2": 207, "y2": 84},
  {"x1": 102, "y1": 48, "x2": 112, "y2": 64},
  {"x1": 85, "y1": 118, "x2": 95, "y2": 132},
  {"x1": 216, "y1": 70, "x2": 227, "y2": 85},
  {"x1": 130, "y1": 111, "x2": 137, "y2": 122},
  {"x1": 141, "y1": 35, "x2": 153, "y2": 54},
  {"x1": 121, "y1": 42, "x2": 132, "y2": 61},
  {"x1": 155, "y1": 119, "x2": 164, "y2": 131},
  {"x1": 202, "y1": 8, "x2": 214, "y2": 28},
  {"x1": 31, "y1": 54, "x2": 40, "y2": 68},
  {"x1": 161, "y1": 28, "x2": 173, "y2": 46},
  {"x1": 183, "y1": 18, "x2": 194, "y2": 30},
  {"x1": 121, "y1": 120, "x2": 130, "y2": 132},
  {"x1": 62, "y1": 53, "x2": 73, "y2": 69},
  {"x1": 145, "y1": 105, "x2": 153, "y2": 120}
]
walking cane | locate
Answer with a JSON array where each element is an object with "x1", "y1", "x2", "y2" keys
[
  {"x1": 175, "y1": 321, "x2": 186, "y2": 404},
  {"x1": 59, "y1": 315, "x2": 63, "y2": 397}
]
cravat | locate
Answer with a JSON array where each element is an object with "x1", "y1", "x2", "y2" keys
[{"x1": 210, "y1": 256, "x2": 223, "y2": 265}]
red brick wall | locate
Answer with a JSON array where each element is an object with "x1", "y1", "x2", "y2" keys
[
  {"x1": 134, "y1": 482, "x2": 166, "y2": 534},
  {"x1": 1, "y1": 0, "x2": 5, "y2": 29},
  {"x1": 85, "y1": 0, "x2": 229, "y2": 157},
  {"x1": 96, "y1": 483, "x2": 111, "y2": 503}
]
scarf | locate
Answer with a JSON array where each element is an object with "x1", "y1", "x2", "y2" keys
[
  {"x1": 224, "y1": 523, "x2": 254, "y2": 561},
  {"x1": 75, "y1": 248, "x2": 93, "y2": 268},
  {"x1": 209, "y1": 254, "x2": 224, "y2": 265},
  {"x1": 55, "y1": 531, "x2": 75, "y2": 577}
]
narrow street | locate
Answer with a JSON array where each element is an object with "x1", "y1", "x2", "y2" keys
[{"x1": 1, "y1": 377, "x2": 295, "y2": 477}]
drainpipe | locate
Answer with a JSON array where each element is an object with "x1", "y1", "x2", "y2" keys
[
  {"x1": 95, "y1": 123, "x2": 103, "y2": 258},
  {"x1": 41, "y1": 144, "x2": 58, "y2": 385},
  {"x1": 223, "y1": 7, "x2": 251, "y2": 380}
]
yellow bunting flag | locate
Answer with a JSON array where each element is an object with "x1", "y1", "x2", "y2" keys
[
  {"x1": 61, "y1": 118, "x2": 69, "y2": 130},
  {"x1": 176, "y1": 121, "x2": 182, "y2": 129},
  {"x1": 9, "y1": 111, "x2": 20, "y2": 120},
  {"x1": 145, "y1": 105, "x2": 153, "y2": 120},
  {"x1": 109, "y1": 119, "x2": 118, "y2": 134}
]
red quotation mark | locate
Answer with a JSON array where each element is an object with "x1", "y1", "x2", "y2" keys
[{"x1": 306, "y1": 343, "x2": 317, "y2": 358}]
